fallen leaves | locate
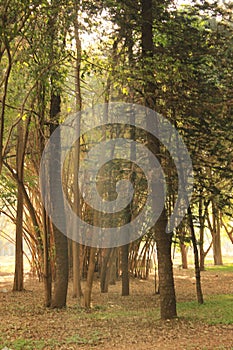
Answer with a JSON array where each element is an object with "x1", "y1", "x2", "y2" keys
[{"x1": 0, "y1": 268, "x2": 233, "y2": 349}]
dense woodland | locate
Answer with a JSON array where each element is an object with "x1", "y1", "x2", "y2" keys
[{"x1": 0, "y1": 0, "x2": 233, "y2": 323}]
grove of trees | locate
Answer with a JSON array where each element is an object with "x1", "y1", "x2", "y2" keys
[{"x1": 0, "y1": 0, "x2": 232, "y2": 320}]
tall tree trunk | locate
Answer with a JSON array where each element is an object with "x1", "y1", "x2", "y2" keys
[
  {"x1": 13, "y1": 117, "x2": 29, "y2": 291},
  {"x1": 74, "y1": 1, "x2": 82, "y2": 112},
  {"x1": 188, "y1": 206, "x2": 204, "y2": 304},
  {"x1": 141, "y1": 0, "x2": 177, "y2": 319},
  {"x1": 72, "y1": 4, "x2": 83, "y2": 299},
  {"x1": 84, "y1": 247, "x2": 97, "y2": 308},
  {"x1": 13, "y1": 122, "x2": 24, "y2": 291},
  {"x1": 100, "y1": 248, "x2": 112, "y2": 293},
  {"x1": 50, "y1": 93, "x2": 69, "y2": 308},
  {"x1": 155, "y1": 212, "x2": 177, "y2": 318},
  {"x1": 0, "y1": 43, "x2": 12, "y2": 175},
  {"x1": 72, "y1": 241, "x2": 83, "y2": 299},
  {"x1": 212, "y1": 203, "x2": 223, "y2": 265},
  {"x1": 37, "y1": 81, "x2": 52, "y2": 305},
  {"x1": 198, "y1": 196, "x2": 206, "y2": 271},
  {"x1": 109, "y1": 248, "x2": 117, "y2": 285},
  {"x1": 42, "y1": 208, "x2": 52, "y2": 306},
  {"x1": 121, "y1": 244, "x2": 129, "y2": 296},
  {"x1": 180, "y1": 241, "x2": 188, "y2": 269}
]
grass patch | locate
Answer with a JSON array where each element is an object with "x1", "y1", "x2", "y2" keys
[
  {"x1": 65, "y1": 331, "x2": 101, "y2": 345},
  {"x1": 205, "y1": 264, "x2": 233, "y2": 272},
  {"x1": 0, "y1": 333, "x2": 102, "y2": 350},
  {"x1": 0, "y1": 338, "x2": 46, "y2": 350},
  {"x1": 70, "y1": 295, "x2": 233, "y2": 326},
  {"x1": 178, "y1": 294, "x2": 233, "y2": 325},
  {"x1": 82, "y1": 309, "x2": 145, "y2": 322}
]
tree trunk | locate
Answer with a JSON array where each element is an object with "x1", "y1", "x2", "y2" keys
[
  {"x1": 13, "y1": 119, "x2": 27, "y2": 291},
  {"x1": 109, "y1": 248, "x2": 117, "y2": 285},
  {"x1": 141, "y1": 0, "x2": 177, "y2": 319},
  {"x1": 188, "y1": 206, "x2": 204, "y2": 304},
  {"x1": 13, "y1": 172, "x2": 24, "y2": 291},
  {"x1": 155, "y1": 212, "x2": 177, "y2": 318},
  {"x1": 121, "y1": 244, "x2": 129, "y2": 296},
  {"x1": 74, "y1": 1, "x2": 82, "y2": 112},
  {"x1": 199, "y1": 197, "x2": 206, "y2": 271},
  {"x1": 71, "y1": 6, "x2": 83, "y2": 299},
  {"x1": 84, "y1": 247, "x2": 97, "y2": 308},
  {"x1": 37, "y1": 80, "x2": 52, "y2": 306},
  {"x1": 0, "y1": 42, "x2": 12, "y2": 175},
  {"x1": 50, "y1": 93, "x2": 69, "y2": 308},
  {"x1": 212, "y1": 204, "x2": 223, "y2": 265},
  {"x1": 100, "y1": 248, "x2": 112, "y2": 293},
  {"x1": 180, "y1": 242, "x2": 188, "y2": 269},
  {"x1": 51, "y1": 225, "x2": 69, "y2": 308},
  {"x1": 72, "y1": 241, "x2": 83, "y2": 299},
  {"x1": 42, "y1": 208, "x2": 52, "y2": 306}
]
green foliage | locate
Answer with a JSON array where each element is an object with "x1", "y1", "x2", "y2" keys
[{"x1": 0, "y1": 172, "x2": 17, "y2": 209}]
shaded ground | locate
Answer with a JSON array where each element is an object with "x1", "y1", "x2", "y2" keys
[{"x1": 0, "y1": 268, "x2": 233, "y2": 350}]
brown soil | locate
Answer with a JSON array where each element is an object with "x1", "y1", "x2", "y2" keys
[{"x1": 0, "y1": 268, "x2": 233, "y2": 350}]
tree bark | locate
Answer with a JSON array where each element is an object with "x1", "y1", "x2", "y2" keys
[
  {"x1": 141, "y1": 0, "x2": 177, "y2": 319},
  {"x1": 212, "y1": 203, "x2": 223, "y2": 265},
  {"x1": 42, "y1": 208, "x2": 52, "y2": 306},
  {"x1": 13, "y1": 124, "x2": 24, "y2": 291},
  {"x1": 188, "y1": 206, "x2": 204, "y2": 304},
  {"x1": 121, "y1": 244, "x2": 130, "y2": 296},
  {"x1": 180, "y1": 242, "x2": 188, "y2": 269},
  {"x1": 72, "y1": 241, "x2": 83, "y2": 299},
  {"x1": 0, "y1": 41, "x2": 12, "y2": 175},
  {"x1": 50, "y1": 93, "x2": 69, "y2": 308},
  {"x1": 72, "y1": 2, "x2": 83, "y2": 300},
  {"x1": 109, "y1": 248, "x2": 117, "y2": 285},
  {"x1": 155, "y1": 212, "x2": 177, "y2": 318},
  {"x1": 100, "y1": 248, "x2": 112, "y2": 293},
  {"x1": 84, "y1": 247, "x2": 97, "y2": 308},
  {"x1": 13, "y1": 118, "x2": 29, "y2": 291}
]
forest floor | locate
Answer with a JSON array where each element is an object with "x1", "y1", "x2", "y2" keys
[{"x1": 0, "y1": 266, "x2": 233, "y2": 350}]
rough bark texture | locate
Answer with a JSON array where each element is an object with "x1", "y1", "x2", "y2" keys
[
  {"x1": 42, "y1": 208, "x2": 52, "y2": 307},
  {"x1": 72, "y1": 241, "x2": 82, "y2": 299},
  {"x1": 50, "y1": 93, "x2": 69, "y2": 308},
  {"x1": 141, "y1": 0, "x2": 177, "y2": 319},
  {"x1": 121, "y1": 244, "x2": 130, "y2": 296},
  {"x1": 13, "y1": 176, "x2": 24, "y2": 291},
  {"x1": 188, "y1": 206, "x2": 204, "y2": 304},
  {"x1": 84, "y1": 247, "x2": 97, "y2": 308},
  {"x1": 180, "y1": 242, "x2": 188, "y2": 269},
  {"x1": 51, "y1": 225, "x2": 69, "y2": 308},
  {"x1": 13, "y1": 120, "x2": 25, "y2": 291},
  {"x1": 100, "y1": 248, "x2": 112, "y2": 293},
  {"x1": 155, "y1": 212, "x2": 177, "y2": 319},
  {"x1": 212, "y1": 203, "x2": 223, "y2": 266}
]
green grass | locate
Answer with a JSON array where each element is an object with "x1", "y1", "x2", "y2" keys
[
  {"x1": 71, "y1": 295, "x2": 233, "y2": 326},
  {"x1": 86, "y1": 295, "x2": 233, "y2": 326},
  {"x1": 0, "y1": 331, "x2": 102, "y2": 350},
  {"x1": 178, "y1": 294, "x2": 233, "y2": 325},
  {"x1": 0, "y1": 338, "x2": 46, "y2": 350},
  {"x1": 205, "y1": 264, "x2": 233, "y2": 272},
  {"x1": 65, "y1": 331, "x2": 101, "y2": 345}
]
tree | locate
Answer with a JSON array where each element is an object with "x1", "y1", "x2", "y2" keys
[{"x1": 141, "y1": 0, "x2": 177, "y2": 319}]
